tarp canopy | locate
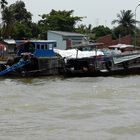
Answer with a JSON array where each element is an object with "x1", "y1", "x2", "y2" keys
[{"x1": 54, "y1": 49, "x2": 104, "y2": 59}]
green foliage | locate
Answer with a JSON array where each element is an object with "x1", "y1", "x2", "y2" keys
[
  {"x1": 10, "y1": 1, "x2": 32, "y2": 24},
  {"x1": 76, "y1": 24, "x2": 93, "y2": 34},
  {"x1": 112, "y1": 26, "x2": 130, "y2": 39},
  {"x1": 30, "y1": 23, "x2": 41, "y2": 39},
  {"x1": 1, "y1": 0, "x2": 32, "y2": 38},
  {"x1": 13, "y1": 22, "x2": 32, "y2": 39},
  {"x1": 75, "y1": 24, "x2": 111, "y2": 40},
  {"x1": 92, "y1": 25, "x2": 112, "y2": 39},
  {"x1": 75, "y1": 24, "x2": 88, "y2": 34},
  {"x1": 39, "y1": 9, "x2": 82, "y2": 32},
  {"x1": 1, "y1": 0, "x2": 139, "y2": 43},
  {"x1": 0, "y1": 1, "x2": 113, "y2": 40},
  {"x1": 112, "y1": 10, "x2": 137, "y2": 36},
  {"x1": 0, "y1": 0, "x2": 8, "y2": 9}
]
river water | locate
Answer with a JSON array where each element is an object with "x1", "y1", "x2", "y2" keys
[{"x1": 0, "y1": 75, "x2": 140, "y2": 140}]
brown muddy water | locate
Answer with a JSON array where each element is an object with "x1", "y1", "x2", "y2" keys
[{"x1": 0, "y1": 75, "x2": 140, "y2": 140}]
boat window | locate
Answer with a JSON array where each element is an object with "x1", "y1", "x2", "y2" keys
[
  {"x1": 45, "y1": 44, "x2": 48, "y2": 50},
  {"x1": 53, "y1": 43, "x2": 57, "y2": 48},
  {"x1": 82, "y1": 47, "x2": 91, "y2": 51},
  {"x1": 48, "y1": 44, "x2": 53, "y2": 50},
  {"x1": 37, "y1": 44, "x2": 40, "y2": 49},
  {"x1": 41, "y1": 45, "x2": 44, "y2": 49}
]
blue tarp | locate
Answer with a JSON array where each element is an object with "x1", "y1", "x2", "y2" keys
[
  {"x1": 33, "y1": 49, "x2": 56, "y2": 57},
  {"x1": 0, "y1": 59, "x2": 30, "y2": 76}
]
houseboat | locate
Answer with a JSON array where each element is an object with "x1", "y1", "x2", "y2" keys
[
  {"x1": 54, "y1": 43, "x2": 140, "y2": 76},
  {"x1": 0, "y1": 40, "x2": 64, "y2": 77}
]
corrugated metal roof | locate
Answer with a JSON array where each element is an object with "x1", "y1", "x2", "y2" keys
[{"x1": 48, "y1": 30, "x2": 86, "y2": 37}]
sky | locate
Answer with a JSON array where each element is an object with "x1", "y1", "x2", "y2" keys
[{"x1": 8, "y1": 0, "x2": 140, "y2": 28}]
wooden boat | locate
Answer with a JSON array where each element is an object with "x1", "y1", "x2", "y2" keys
[
  {"x1": 0, "y1": 40, "x2": 64, "y2": 77},
  {"x1": 60, "y1": 43, "x2": 140, "y2": 76}
]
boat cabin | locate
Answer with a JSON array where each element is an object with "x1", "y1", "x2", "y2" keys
[
  {"x1": 15, "y1": 40, "x2": 57, "y2": 57},
  {"x1": 108, "y1": 44, "x2": 134, "y2": 53},
  {"x1": 4, "y1": 39, "x2": 63, "y2": 76}
]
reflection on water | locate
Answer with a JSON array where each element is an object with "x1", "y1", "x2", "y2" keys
[{"x1": 0, "y1": 75, "x2": 140, "y2": 140}]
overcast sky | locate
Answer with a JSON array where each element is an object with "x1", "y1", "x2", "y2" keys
[{"x1": 8, "y1": 0, "x2": 140, "y2": 28}]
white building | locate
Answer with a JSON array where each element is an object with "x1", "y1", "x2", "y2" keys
[{"x1": 47, "y1": 30, "x2": 87, "y2": 50}]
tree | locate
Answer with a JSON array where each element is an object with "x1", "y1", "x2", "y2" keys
[
  {"x1": 13, "y1": 22, "x2": 32, "y2": 39},
  {"x1": 1, "y1": 0, "x2": 32, "y2": 38},
  {"x1": 92, "y1": 25, "x2": 111, "y2": 39},
  {"x1": 11, "y1": 0, "x2": 32, "y2": 24},
  {"x1": 38, "y1": 9, "x2": 82, "y2": 32},
  {"x1": 0, "y1": 0, "x2": 8, "y2": 37},
  {"x1": 30, "y1": 22, "x2": 41, "y2": 39},
  {"x1": 75, "y1": 24, "x2": 88, "y2": 34},
  {"x1": 1, "y1": 6, "x2": 15, "y2": 38},
  {"x1": 112, "y1": 10, "x2": 137, "y2": 36},
  {"x1": 6, "y1": 1, "x2": 32, "y2": 23},
  {"x1": 0, "y1": 0, "x2": 7, "y2": 10}
]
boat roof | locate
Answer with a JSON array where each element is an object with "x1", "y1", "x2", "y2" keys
[
  {"x1": 16, "y1": 39, "x2": 56, "y2": 44},
  {"x1": 15, "y1": 40, "x2": 57, "y2": 47},
  {"x1": 109, "y1": 44, "x2": 134, "y2": 49}
]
